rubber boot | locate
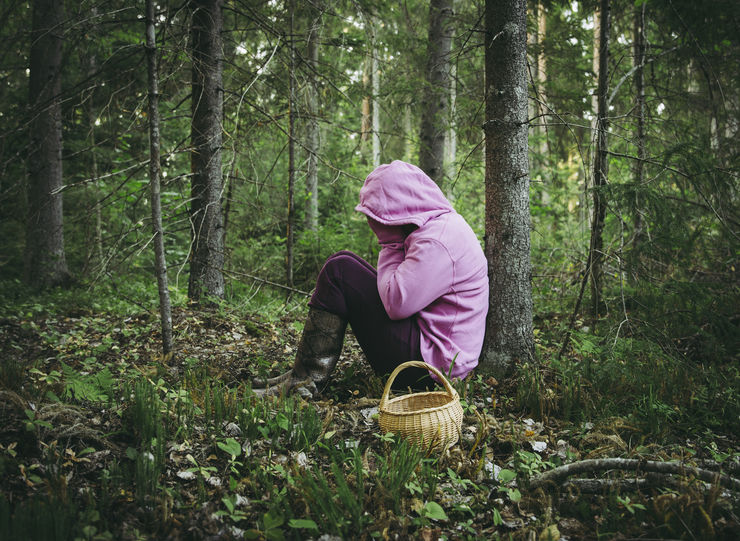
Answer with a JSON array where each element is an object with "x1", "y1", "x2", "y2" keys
[{"x1": 252, "y1": 308, "x2": 347, "y2": 398}]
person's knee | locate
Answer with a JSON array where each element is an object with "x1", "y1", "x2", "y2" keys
[
  {"x1": 322, "y1": 252, "x2": 361, "y2": 275},
  {"x1": 325, "y1": 250, "x2": 359, "y2": 263}
]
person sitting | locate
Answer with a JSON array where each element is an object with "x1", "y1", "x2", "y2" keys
[{"x1": 252, "y1": 160, "x2": 488, "y2": 397}]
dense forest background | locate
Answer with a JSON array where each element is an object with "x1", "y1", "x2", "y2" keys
[{"x1": 0, "y1": 0, "x2": 738, "y2": 539}]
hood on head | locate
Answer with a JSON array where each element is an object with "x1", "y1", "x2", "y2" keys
[{"x1": 354, "y1": 160, "x2": 453, "y2": 227}]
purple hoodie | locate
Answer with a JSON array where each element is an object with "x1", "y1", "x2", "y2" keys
[{"x1": 355, "y1": 161, "x2": 489, "y2": 379}]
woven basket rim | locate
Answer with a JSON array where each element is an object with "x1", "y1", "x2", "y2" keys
[{"x1": 379, "y1": 389, "x2": 460, "y2": 417}]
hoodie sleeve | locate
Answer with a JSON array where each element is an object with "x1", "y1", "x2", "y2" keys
[
  {"x1": 367, "y1": 217, "x2": 406, "y2": 245},
  {"x1": 377, "y1": 237, "x2": 454, "y2": 320}
]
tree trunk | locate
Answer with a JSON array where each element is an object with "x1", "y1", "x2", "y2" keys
[
  {"x1": 534, "y1": 1, "x2": 550, "y2": 204},
  {"x1": 589, "y1": 0, "x2": 610, "y2": 320},
  {"x1": 590, "y1": 7, "x2": 600, "y2": 144},
  {"x1": 631, "y1": 1, "x2": 646, "y2": 254},
  {"x1": 188, "y1": 0, "x2": 225, "y2": 302},
  {"x1": 418, "y1": 0, "x2": 454, "y2": 186},
  {"x1": 444, "y1": 53, "x2": 457, "y2": 197},
  {"x1": 361, "y1": 55, "x2": 371, "y2": 144},
  {"x1": 286, "y1": 0, "x2": 296, "y2": 289},
  {"x1": 304, "y1": 3, "x2": 320, "y2": 232},
  {"x1": 89, "y1": 101, "x2": 104, "y2": 274},
  {"x1": 371, "y1": 35, "x2": 381, "y2": 167},
  {"x1": 479, "y1": 0, "x2": 534, "y2": 377},
  {"x1": 25, "y1": 0, "x2": 71, "y2": 289},
  {"x1": 84, "y1": 5, "x2": 103, "y2": 276},
  {"x1": 146, "y1": 0, "x2": 173, "y2": 355},
  {"x1": 403, "y1": 104, "x2": 413, "y2": 163}
]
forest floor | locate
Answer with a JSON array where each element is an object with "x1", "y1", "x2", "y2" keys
[{"x1": 1, "y1": 300, "x2": 739, "y2": 540}]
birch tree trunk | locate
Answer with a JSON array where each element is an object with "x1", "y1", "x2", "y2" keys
[
  {"x1": 418, "y1": 0, "x2": 454, "y2": 186},
  {"x1": 361, "y1": 55, "x2": 371, "y2": 145},
  {"x1": 444, "y1": 61, "x2": 457, "y2": 196},
  {"x1": 359, "y1": 14, "x2": 380, "y2": 166},
  {"x1": 479, "y1": 0, "x2": 534, "y2": 377},
  {"x1": 371, "y1": 36, "x2": 381, "y2": 168},
  {"x1": 590, "y1": 8, "x2": 601, "y2": 146},
  {"x1": 146, "y1": 0, "x2": 173, "y2": 354},
  {"x1": 25, "y1": 0, "x2": 71, "y2": 289},
  {"x1": 188, "y1": 0, "x2": 225, "y2": 302},
  {"x1": 535, "y1": 2, "x2": 550, "y2": 204},
  {"x1": 304, "y1": 3, "x2": 320, "y2": 232},
  {"x1": 589, "y1": 0, "x2": 611, "y2": 320}
]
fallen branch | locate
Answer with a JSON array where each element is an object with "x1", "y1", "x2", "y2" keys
[
  {"x1": 560, "y1": 476, "x2": 740, "y2": 508},
  {"x1": 223, "y1": 268, "x2": 311, "y2": 297},
  {"x1": 562, "y1": 475, "x2": 675, "y2": 494},
  {"x1": 696, "y1": 459, "x2": 740, "y2": 477},
  {"x1": 561, "y1": 473, "x2": 727, "y2": 494},
  {"x1": 529, "y1": 458, "x2": 740, "y2": 492}
]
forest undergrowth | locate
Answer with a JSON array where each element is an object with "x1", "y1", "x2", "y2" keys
[{"x1": 0, "y1": 278, "x2": 738, "y2": 540}]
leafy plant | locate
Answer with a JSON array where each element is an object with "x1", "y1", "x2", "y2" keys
[
  {"x1": 214, "y1": 494, "x2": 248, "y2": 524},
  {"x1": 61, "y1": 362, "x2": 115, "y2": 403},
  {"x1": 494, "y1": 468, "x2": 522, "y2": 503},
  {"x1": 23, "y1": 409, "x2": 52, "y2": 433},
  {"x1": 512, "y1": 450, "x2": 552, "y2": 479},
  {"x1": 616, "y1": 495, "x2": 646, "y2": 515},
  {"x1": 413, "y1": 500, "x2": 449, "y2": 528}
]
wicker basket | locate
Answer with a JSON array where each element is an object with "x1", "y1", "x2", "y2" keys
[{"x1": 378, "y1": 360, "x2": 463, "y2": 449}]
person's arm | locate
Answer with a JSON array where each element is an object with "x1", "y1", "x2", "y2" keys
[
  {"x1": 366, "y1": 217, "x2": 405, "y2": 246},
  {"x1": 377, "y1": 237, "x2": 454, "y2": 320}
]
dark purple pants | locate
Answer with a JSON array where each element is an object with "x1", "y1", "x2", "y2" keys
[{"x1": 309, "y1": 251, "x2": 432, "y2": 390}]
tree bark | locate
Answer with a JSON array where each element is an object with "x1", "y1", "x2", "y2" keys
[
  {"x1": 590, "y1": 7, "x2": 600, "y2": 141},
  {"x1": 444, "y1": 56, "x2": 457, "y2": 197},
  {"x1": 286, "y1": 0, "x2": 296, "y2": 289},
  {"x1": 304, "y1": 3, "x2": 320, "y2": 232},
  {"x1": 589, "y1": 0, "x2": 610, "y2": 320},
  {"x1": 403, "y1": 104, "x2": 413, "y2": 163},
  {"x1": 84, "y1": 5, "x2": 103, "y2": 276},
  {"x1": 529, "y1": 458, "x2": 740, "y2": 492},
  {"x1": 631, "y1": 1, "x2": 646, "y2": 254},
  {"x1": 25, "y1": 0, "x2": 71, "y2": 289},
  {"x1": 188, "y1": 0, "x2": 225, "y2": 302},
  {"x1": 361, "y1": 55, "x2": 371, "y2": 145},
  {"x1": 418, "y1": 0, "x2": 454, "y2": 186},
  {"x1": 371, "y1": 33, "x2": 381, "y2": 168},
  {"x1": 533, "y1": 1, "x2": 550, "y2": 204},
  {"x1": 146, "y1": 0, "x2": 173, "y2": 355},
  {"x1": 479, "y1": 0, "x2": 535, "y2": 377}
]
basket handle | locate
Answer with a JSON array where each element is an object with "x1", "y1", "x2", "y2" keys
[{"x1": 380, "y1": 360, "x2": 458, "y2": 407}]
